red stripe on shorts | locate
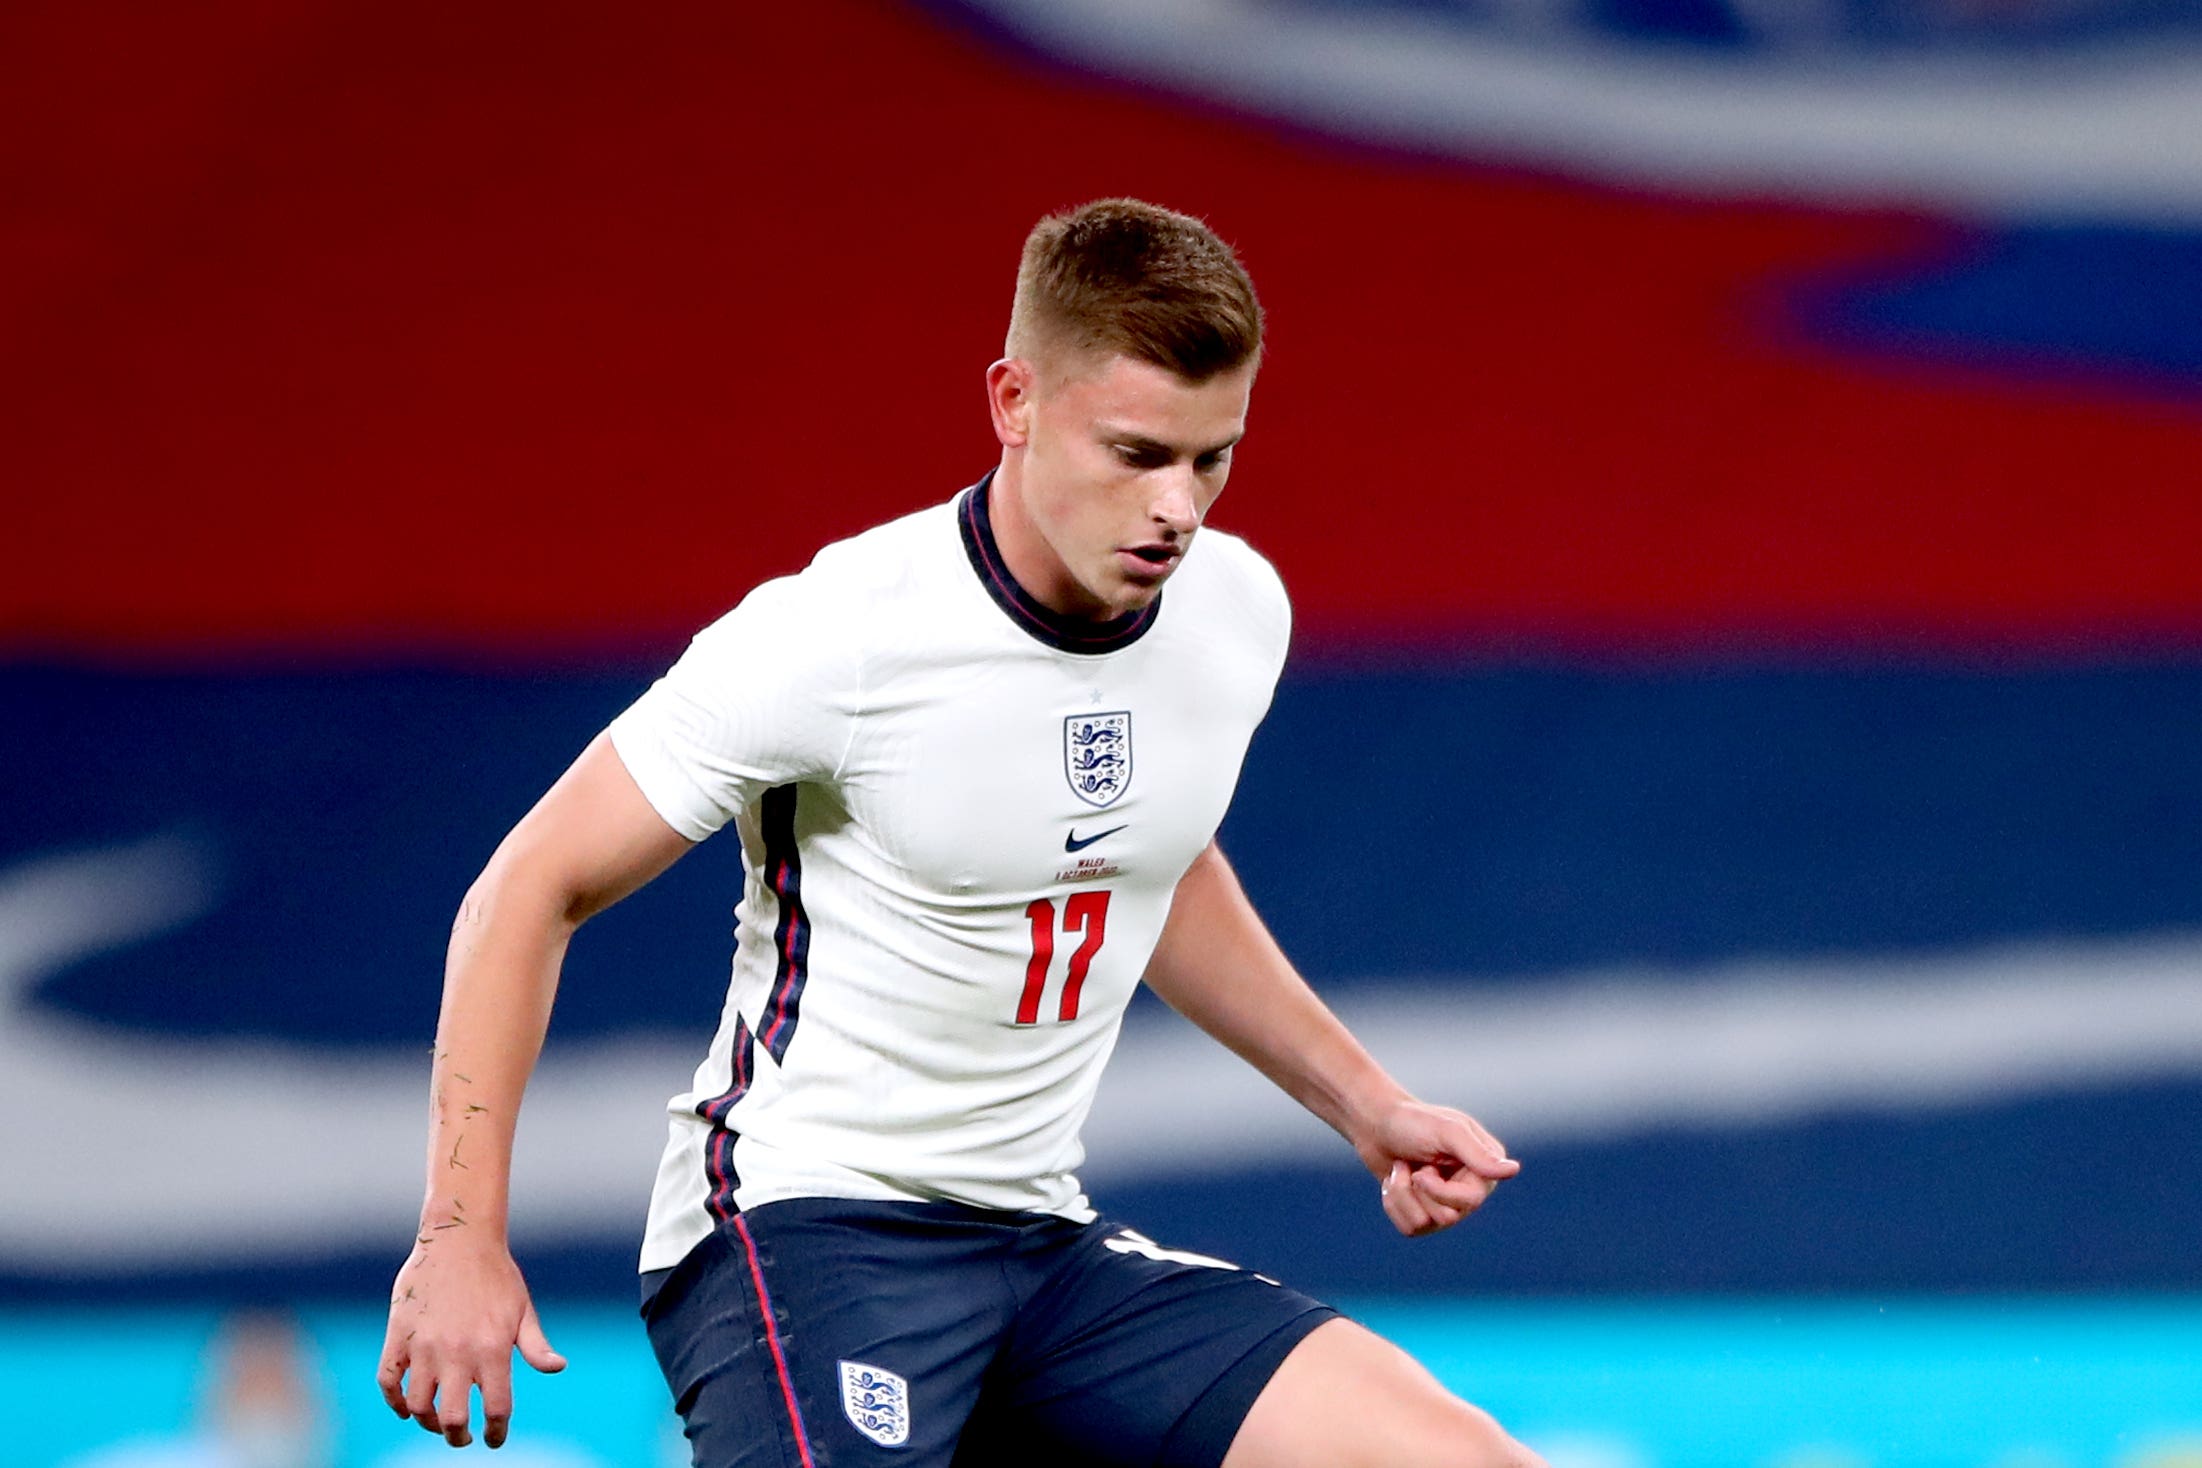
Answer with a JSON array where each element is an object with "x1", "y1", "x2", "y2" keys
[{"x1": 733, "y1": 1213, "x2": 816, "y2": 1468}]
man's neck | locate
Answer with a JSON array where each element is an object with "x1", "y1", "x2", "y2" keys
[{"x1": 984, "y1": 457, "x2": 1107, "y2": 621}]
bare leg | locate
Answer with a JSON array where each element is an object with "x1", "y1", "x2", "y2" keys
[{"x1": 1222, "y1": 1318, "x2": 1546, "y2": 1468}]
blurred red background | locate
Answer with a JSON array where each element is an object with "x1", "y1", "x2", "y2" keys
[{"x1": 8, "y1": 0, "x2": 2199, "y2": 663}]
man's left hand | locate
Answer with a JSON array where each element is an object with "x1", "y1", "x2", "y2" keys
[{"x1": 1359, "y1": 1100, "x2": 1519, "y2": 1237}]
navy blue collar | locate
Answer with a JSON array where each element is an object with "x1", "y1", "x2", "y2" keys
[{"x1": 957, "y1": 471, "x2": 1161, "y2": 655}]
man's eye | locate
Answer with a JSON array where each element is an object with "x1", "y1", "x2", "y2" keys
[
  {"x1": 1196, "y1": 453, "x2": 1228, "y2": 473},
  {"x1": 1115, "y1": 446, "x2": 1166, "y2": 469}
]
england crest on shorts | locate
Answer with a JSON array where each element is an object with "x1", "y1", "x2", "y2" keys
[
  {"x1": 839, "y1": 1359, "x2": 910, "y2": 1448},
  {"x1": 1063, "y1": 711, "x2": 1132, "y2": 808}
]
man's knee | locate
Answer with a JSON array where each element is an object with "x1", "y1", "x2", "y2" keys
[
  {"x1": 1302, "y1": 1395, "x2": 1545, "y2": 1468},
  {"x1": 1225, "y1": 1319, "x2": 1544, "y2": 1468},
  {"x1": 1410, "y1": 1393, "x2": 1546, "y2": 1468},
  {"x1": 1349, "y1": 1330, "x2": 1543, "y2": 1468}
]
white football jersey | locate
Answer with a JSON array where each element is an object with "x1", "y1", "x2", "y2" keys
[{"x1": 610, "y1": 474, "x2": 1291, "y2": 1273}]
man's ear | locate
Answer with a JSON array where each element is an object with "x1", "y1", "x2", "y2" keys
[{"x1": 986, "y1": 357, "x2": 1037, "y2": 448}]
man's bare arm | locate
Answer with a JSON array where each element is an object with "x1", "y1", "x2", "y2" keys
[
  {"x1": 1141, "y1": 841, "x2": 1518, "y2": 1237},
  {"x1": 376, "y1": 732, "x2": 693, "y2": 1448}
]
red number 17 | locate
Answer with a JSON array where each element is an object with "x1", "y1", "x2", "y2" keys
[{"x1": 1018, "y1": 891, "x2": 1111, "y2": 1024}]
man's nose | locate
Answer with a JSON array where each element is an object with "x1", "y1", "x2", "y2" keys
[{"x1": 1150, "y1": 472, "x2": 1200, "y2": 535}]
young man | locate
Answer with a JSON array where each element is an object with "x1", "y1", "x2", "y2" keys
[{"x1": 378, "y1": 199, "x2": 1543, "y2": 1468}]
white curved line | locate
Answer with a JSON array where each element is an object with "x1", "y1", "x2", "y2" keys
[
  {"x1": 0, "y1": 837, "x2": 685, "y2": 1266},
  {"x1": 957, "y1": 0, "x2": 2202, "y2": 223},
  {"x1": 1079, "y1": 937, "x2": 2202, "y2": 1179},
  {"x1": 5, "y1": 838, "x2": 2202, "y2": 1268},
  {"x1": 0, "y1": 834, "x2": 222, "y2": 987}
]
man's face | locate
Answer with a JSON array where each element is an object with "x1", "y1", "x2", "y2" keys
[{"x1": 1001, "y1": 350, "x2": 1254, "y2": 621}]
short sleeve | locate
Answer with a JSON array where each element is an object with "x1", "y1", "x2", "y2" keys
[
  {"x1": 1258, "y1": 554, "x2": 1292, "y2": 683},
  {"x1": 1211, "y1": 531, "x2": 1293, "y2": 689},
  {"x1": 608, "y1": 574, "x2": 860, "y2": 842}
]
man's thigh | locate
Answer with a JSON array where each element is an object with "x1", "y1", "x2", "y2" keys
[
  {"x1": 644, "y1": 1200, "x2": 1021, "y2": 1468},
  {"x1": 950, "y1": 1220, "x2": 1337, "y2": 1468}
]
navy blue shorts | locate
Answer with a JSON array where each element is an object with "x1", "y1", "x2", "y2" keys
[{"x1": 641, "y1": 1198, "x2": 1338, "y2": 1468}]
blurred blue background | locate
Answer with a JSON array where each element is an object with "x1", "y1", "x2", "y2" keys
[{"x1": 6, "y1": 1, "x2": 2201, "y2": 1464}]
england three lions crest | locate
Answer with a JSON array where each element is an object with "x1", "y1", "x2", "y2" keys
[
  {"x1": 1064, "y1": 711, "x2": 1132, "y2": 808},
  {"x1": 839, "y1": 1359, "x2": 910, "y2": 1448}
]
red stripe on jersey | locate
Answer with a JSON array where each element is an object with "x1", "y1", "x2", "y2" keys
[{"x1": 696, "y1": 1017, "x2": 755, "y2": 1222}]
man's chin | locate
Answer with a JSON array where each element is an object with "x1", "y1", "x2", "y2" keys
[
  {"x1": 1061, "y1": 558, "x2": 1171, "y2": 621},
  {"x1": 1097, "y1": 581, "x2": 1164, "y2": 619}
]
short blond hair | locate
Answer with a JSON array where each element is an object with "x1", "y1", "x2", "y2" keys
[{"x1": 1005, "y1": 198, "x2": 1263, "y2": 381}]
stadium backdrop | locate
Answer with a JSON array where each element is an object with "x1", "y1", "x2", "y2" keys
[{"x1": 4, "y1": 1, "x2": 2199, "y2": 1464}]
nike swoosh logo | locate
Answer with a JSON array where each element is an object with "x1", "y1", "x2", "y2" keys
[{"x1": 1064, "y1": 825, "x2": 1127, "y2": 853}]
